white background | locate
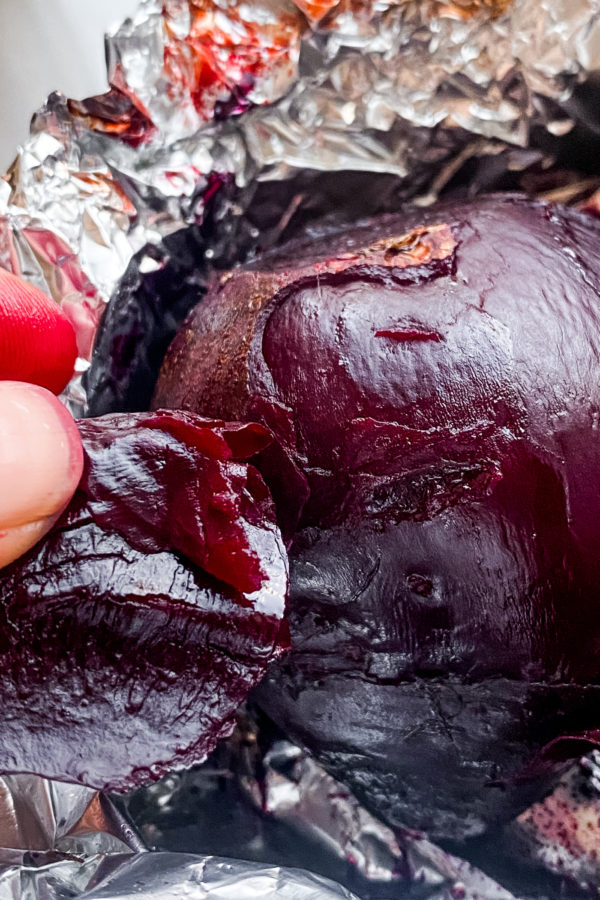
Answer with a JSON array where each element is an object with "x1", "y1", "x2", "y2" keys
[{"x1": 0, "y1": 0, "x2": 139, "y2": 169}]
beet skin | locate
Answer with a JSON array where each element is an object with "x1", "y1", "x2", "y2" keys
[
  {"x1": 0, "y1": 411, "x2": 288, "y2": 792},
  {"x1": 155, "y1": 196, "x2": 600, "y2": 840}
]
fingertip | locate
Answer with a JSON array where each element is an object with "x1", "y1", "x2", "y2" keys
[{"x1": 0, "y1": 381, "x2": 83, "y2": 568}]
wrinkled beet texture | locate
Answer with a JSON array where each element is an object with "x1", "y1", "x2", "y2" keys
[
  {"x1": 155, "y1": 196, "x2": 600, "y2": 841},
  {"x1": 0, "y1": 411, "x2": 288, "y2": 792}
]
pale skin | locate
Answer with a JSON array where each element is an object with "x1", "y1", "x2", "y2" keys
[{"x1": 0, "y1": 381, "x2": 83, "y2": 569}]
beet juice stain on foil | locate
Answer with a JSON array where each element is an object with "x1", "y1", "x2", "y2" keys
[{"x1": 1, "y1": 0, "x2": 600, "y2": 413}]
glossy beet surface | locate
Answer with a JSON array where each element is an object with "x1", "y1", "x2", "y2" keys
[
  {"x1": 155, "y1": 196, "x2": 600, "y2": 840},
  {"x1": 0, "y1": 411, "x2": 288, "y2": 791}
]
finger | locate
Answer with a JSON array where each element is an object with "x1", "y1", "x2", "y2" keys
[
  {"x1": 0, "y1": 267, "x2": 78, "y2": 394},
  {"x1": 0, "y1": 381, "x2": 84, "y2": 568}
]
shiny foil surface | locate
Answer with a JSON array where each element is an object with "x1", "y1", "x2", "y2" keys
[
  {"x1": 2, "y1": 0, "x2": 600, "y2": 411},
  {"x1": 2, "y1": 854, "x2": 361, "y2": 899},
  {"x1": 122, "y1": 718, "x2": 600, "y2": 898},
  {"x1": 0, "y1": 773, "x2": 358, "y2": 899},
  {"x1": 240, "y1": 740, "x2": 518, "y2": 899}
]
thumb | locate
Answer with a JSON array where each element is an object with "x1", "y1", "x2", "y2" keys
[{"x1": 0, "y1": 382, "x2": 84, "y2": 569}]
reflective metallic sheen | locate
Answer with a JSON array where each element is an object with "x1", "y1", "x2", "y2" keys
[{"x1": 1, "y1": 0, "x2": 599, "y2": 411}]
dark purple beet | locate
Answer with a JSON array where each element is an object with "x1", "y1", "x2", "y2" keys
[
  {"x1": 154, "y1": 195, "x2": 600, "y2": 840},
  {"x1": 0, "y1": 411, "x2": 288, "y2": 792}
]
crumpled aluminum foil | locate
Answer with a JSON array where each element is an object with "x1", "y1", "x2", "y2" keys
[
  {"x1": 0, "y1": 773, "x2": 140, "y2": 899},
  {"x1": 0, "y1": 774, "x2": 140, "y2": 865},
  {"x1": 124, "y1": 718, "x2": 523, "y2": 899},
  {"x1": 124, "y1": 716, "x2": 600, "y2": 898},
  {"x1": 242, "y1": 741, "x2": 406, "y2": 884},
  {"x1": 241, "y1": 739, "x2": 518, "y2": 900},
  {"x1": 0, "y1": 773, "x2": 359, "y2": 900},
  {"x1": 2, "y1": 0, "x2": 600, "y2": 412},
  {"x1": 1, "y1": 853, "x2": 361, "y2": 900}
]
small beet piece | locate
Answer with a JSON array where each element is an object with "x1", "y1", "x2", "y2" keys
[
  {"x1": 0, "y1": 411, "x2": 288, "y2": 792},
  {"x1": 154, "y1": 195, "x2": 600, "y2": 840},
  {"x1": 0, "y1": 267, "x2": 78, "y2": 394}
]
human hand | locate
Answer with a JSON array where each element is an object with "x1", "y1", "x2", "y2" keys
[{"x1": 0, "y1": 269, "x2": 83, "y2": 568}]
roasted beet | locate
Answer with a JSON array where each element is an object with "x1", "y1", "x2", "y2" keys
[
  {"x1": 154, "y1": 195, "x2": 600, "y2": 840},
  {"x1": 0, "y1": 411, "x2": 288, "y2": 792}
]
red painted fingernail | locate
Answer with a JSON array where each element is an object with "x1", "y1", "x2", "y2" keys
[{"x1": 0, "y1": 268, "x2": 78, "y2": 394}]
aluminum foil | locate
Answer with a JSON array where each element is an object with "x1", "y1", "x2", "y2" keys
[
  {"x1": 0, "y1": 773, "x2": 140, "y2": 898},
  {"x1": 2, "y1": 0, "x2": 600, "y2": 412},
  {"x1": 241, "y1": 739, "x2": 518, "y2": 900},
  {"x1": 123, "y1": 717, "x2": 526, "y2": 899},
  {"x1": 1, "y1": 853, "x2": 361, "y2": 900},
  {"x1": 0, "y1": 775, "x2": 140, "y2": 859},
  {"x1": 241, "y1": 740, "x2": 406, "y2": 884},
  {"x1": 123, "y1": 715, "x2": 600, "y2": 898},
  {"x1": 0, "y1": 774, "x2": 358, "y2": 899}
]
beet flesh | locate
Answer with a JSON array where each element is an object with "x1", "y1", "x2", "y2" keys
[
  {"x1": 0, "y1": 411, "x2": 288, "y2": 792},
  {"x1": 154, "y1": 196, "x2": 600, "y2": 840}
]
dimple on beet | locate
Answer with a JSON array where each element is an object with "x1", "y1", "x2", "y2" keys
[{"x1": 154, "y1": 195, "x2": 600, "y2": 841}]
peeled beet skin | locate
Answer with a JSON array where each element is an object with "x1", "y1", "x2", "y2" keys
[
  {"x1": 0, "y1": 411, "x2": 288, "y2": 792},
  {"x1": 154, "y1": 196, "x2": 600, "y2": 841}
]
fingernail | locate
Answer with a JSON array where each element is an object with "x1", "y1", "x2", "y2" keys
[{"x1": 0, "y1": 268, "x2": 78, "y2": 394}]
